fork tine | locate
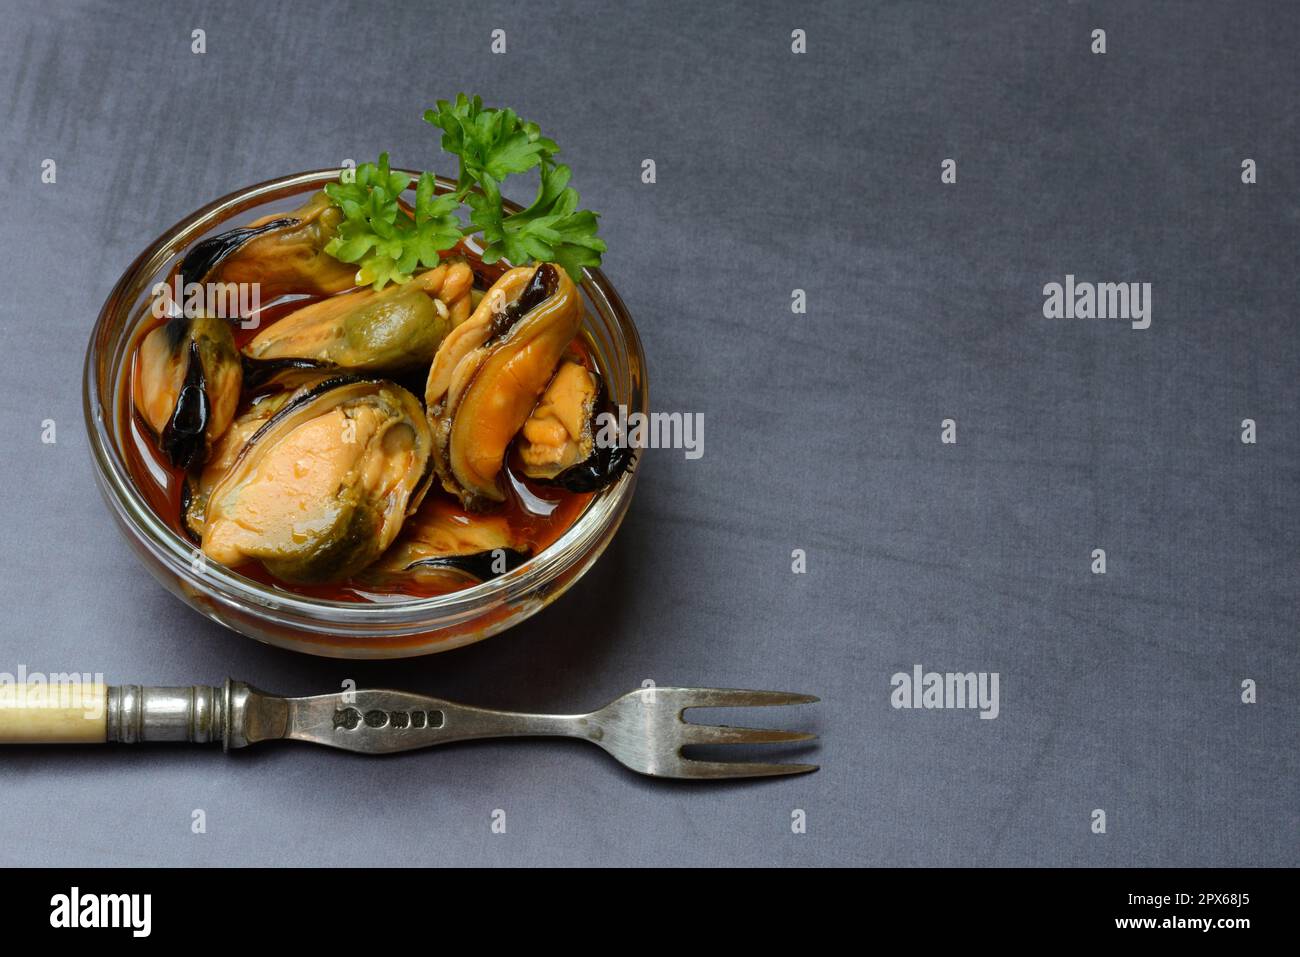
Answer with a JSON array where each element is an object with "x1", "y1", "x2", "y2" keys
[
  {"x1": 681, "y1": 725, "x2": 817, "y2": 745},
  {"x1": 674, "y1": 759, "x2": 820, "y2": 780},
  {"x1": 661, "y1": 688, "x2": 820, "y2": 709}
]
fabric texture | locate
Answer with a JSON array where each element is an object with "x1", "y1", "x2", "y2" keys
[{"x1": 0, "y1": 0, "x2": 1294, "y2": 866}]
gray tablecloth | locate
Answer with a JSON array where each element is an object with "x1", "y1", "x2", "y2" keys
[{"x1": 0, "y1": 0, "x2": 1295, "y2": 867}]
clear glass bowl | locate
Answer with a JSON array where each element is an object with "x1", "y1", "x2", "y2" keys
[{"x1": 84, "y1": 170, "x2": 646, "y2": 659}]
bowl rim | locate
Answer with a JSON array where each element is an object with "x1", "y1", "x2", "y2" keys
[{"x1": 83, "y1": 168, "x2": 646, "y2": 630}]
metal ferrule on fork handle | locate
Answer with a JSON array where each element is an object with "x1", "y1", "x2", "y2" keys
[
  {"x1": 106, "y1": 683, "x2": 226, "y2": 745},
  {"x1": 105, "y1": 680, "x2": 275, "y2": 750}
]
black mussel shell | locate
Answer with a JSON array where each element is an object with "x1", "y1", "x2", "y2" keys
[
  {"x1": 541, "y1": 445, "x2": 636, "y2": 494},
  {"x1": 179, "y1": 218, "x2": 296, "y2": 289},
  {"x1": 159, "y1": 338, "x2": 212, "y2": 470},
  {"x1": 405, "y1": 548, "x2": 531, "y2": 583},
  {"x1": 488, "y1": 263, "x2": 560, "y2": 341},
  {"x1": 241, "y1": 355, "x2": 333, "y2": 392}
]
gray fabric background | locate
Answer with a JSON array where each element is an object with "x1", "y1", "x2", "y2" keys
[{"x1": 0, "y1": 0, "x2": 1296, "y2": 867}]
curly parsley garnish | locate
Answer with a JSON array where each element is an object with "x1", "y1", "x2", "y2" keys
[
  {"x1": 323, "y1": 154, "x2": 461, "y2": 290},
  {"x1": 323, "y1": 96, "x2": 605, "y2": 290}
]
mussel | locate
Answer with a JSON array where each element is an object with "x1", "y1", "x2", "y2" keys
[
  {"x1": 517, "y1": 358, "x2": 635, "y2": 492},
  {"x1": 243, "y1": 262, "x2": 473, "y2": 379},
  {"x1": 425, "y1": 263, "x2": 583, "y2": 509},
  {"x1": 181, "y1": 370, "x2": 330, "y2": 540},
  {"x1": 517, "y1": 358, "x2": 597, "y2": 478},
  {"x1": 363, "y1": 499, "x2": 529, "y2": 589},
  {"x1": 133, "y1": 313, "x2": 243, "y2": 469},
  {"x1": 201, "y1": 377, "x2": 432, "y2": 583},
  {"x1": 179, "y1": 191, "x2": 358, "y2": 298}
]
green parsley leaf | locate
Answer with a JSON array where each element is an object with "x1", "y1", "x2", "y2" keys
[
  {"x1": 467, "y1": 163, "x2": 606, "y2": 277},
  {"x1": 423, "y1": 95, "x2": 559, "y2": 193},
  {"x1": 423, "y1": 95, "x2": 603, "y2": 281},
  {"x1": 323, "y1": 99, "x2": 607, "y2": 286},
  {"x1": 323, "y1": 154, "x2": 461, "y2": 290}
]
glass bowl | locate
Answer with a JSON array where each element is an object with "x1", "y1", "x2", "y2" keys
[{"x1": 84, "y1": 170, "x2": 646, "y2": 659}]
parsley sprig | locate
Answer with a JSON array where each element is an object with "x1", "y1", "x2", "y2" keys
[
  {"x1": 423, "y1": 96, "x2": 560, "y2": 194},
  {"x1": 323, "y1": 96, "x2": 606, "y2": 290},
  {"x1": 323, "y1": 154, "x2": 461, "y2": 290}
]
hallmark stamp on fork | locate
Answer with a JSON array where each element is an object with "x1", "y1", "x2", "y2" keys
[{"x1": 333, "y1": 707, "x2": 446, "y2": 731}]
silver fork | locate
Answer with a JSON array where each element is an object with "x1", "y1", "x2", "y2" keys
[{"x1": 83, "y1": 680, "x2": 819, "y2": 779}]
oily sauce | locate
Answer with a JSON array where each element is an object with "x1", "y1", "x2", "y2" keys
[{"x1": 121, "y1": 245, "x2": 596, "y2": 603}]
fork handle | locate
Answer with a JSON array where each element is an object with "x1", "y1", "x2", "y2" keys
[
  {"x1": 0, "y1": 680, "x2": 586, "y2": 753},
  {"x1": 0, "y1": 682, "x2": 108, "y2": 743},
  {"x1": 0, "y1": 682, "x2": 227, "y2": 745}
]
